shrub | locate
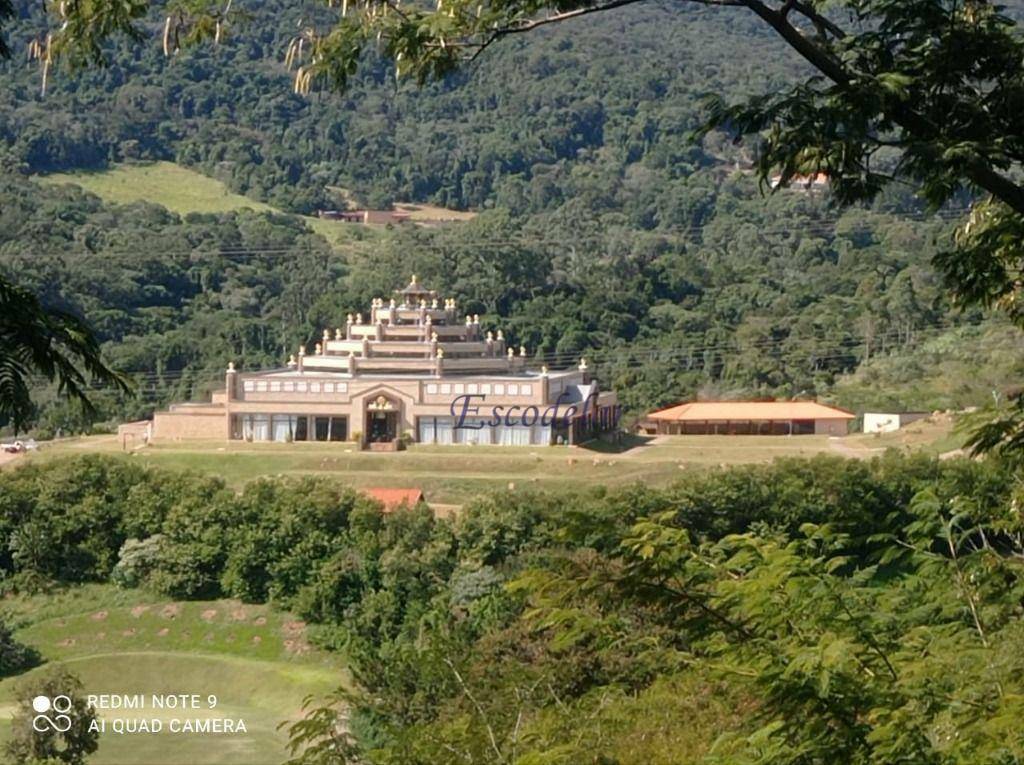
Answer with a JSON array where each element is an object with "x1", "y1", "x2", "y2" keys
[
  {"x1": 0, "y1": 619, "x2": 40, "y2": 678},
  {"x1": 111, "y1": 535, "x2": 165, "y2": 589}
]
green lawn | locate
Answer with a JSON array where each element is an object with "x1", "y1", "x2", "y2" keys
[
  {"x1": 0, "y1": 585, "x2": 346, "y2": 765},
  {"x1": 38, "y1": 161, "x2": 374, "y2": 249},
  {"x1": 23, "y1": 418, "x2": 962, "y2": 505}
]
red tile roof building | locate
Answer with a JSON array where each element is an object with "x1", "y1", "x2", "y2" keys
[{"x1": 642, "y1": 400, "x2": 854, "y2": 436}]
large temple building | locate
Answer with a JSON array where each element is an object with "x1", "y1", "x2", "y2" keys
[{"x1": 142, "y1": 278, "x2": 620, "y2": 449}]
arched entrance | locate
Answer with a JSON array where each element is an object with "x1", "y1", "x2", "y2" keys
[{"x1": 366, "y1": 394, "x2": 400, "y2": 445}]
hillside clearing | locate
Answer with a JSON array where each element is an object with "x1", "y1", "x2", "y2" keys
[
  {"x1": 0, "y1": 585, "x2": 345, "y2": 765},
  {"x1": 37, "y1": 162, "x2": 372, "y2": 249}
]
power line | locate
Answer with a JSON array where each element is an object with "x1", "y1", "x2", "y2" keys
[
  {"x1": 62, "y1": 312, "x2": 980, "y2": 382},
  {"x1": 0, "y1": 206, "x2": 970, "y2": 262},
  {"x1": 51, "y1": 314, "x2": 1001, "y2": 401}
]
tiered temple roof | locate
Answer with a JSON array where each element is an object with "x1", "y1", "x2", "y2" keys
[{"x1": 288, "y1": 276, "x2": 529, "y2": 377}]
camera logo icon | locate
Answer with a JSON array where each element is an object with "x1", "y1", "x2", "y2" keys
[{"x1": 32, "y1": 695, "x2": 73, "y2": 733}]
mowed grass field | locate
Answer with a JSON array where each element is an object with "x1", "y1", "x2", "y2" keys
[
  {"x1": 0, "y1": 585, "x2": 346, "y2": 765},
  {"x1": 20, "y1": 415, "x2": 963, "y2": 505},
  {"x1": 38, "y1": 162, "x2": 373, "y2": 248}
]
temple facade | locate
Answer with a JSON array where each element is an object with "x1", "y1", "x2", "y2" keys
[{"x1": 146, "y1": 278, "x2": 619, "y2": 449}]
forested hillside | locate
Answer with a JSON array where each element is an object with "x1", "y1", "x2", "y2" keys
[{"x1": 0, "y1": 0, "x2": 1021, "y2": 431}]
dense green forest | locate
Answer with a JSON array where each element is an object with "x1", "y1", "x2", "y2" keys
[
  {"x1": 2, "y1": 452, "x2": 1022, "y2": 763},
  {"x1": 0, "y1": 0, "x2": 1022, "y2": 433}
]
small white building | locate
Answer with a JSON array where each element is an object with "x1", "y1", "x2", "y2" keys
[{"x1": 863, "y1": 412, "x2": 930, "y2": 434}]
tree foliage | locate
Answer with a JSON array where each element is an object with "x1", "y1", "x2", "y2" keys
[
  {"x1": 1, "y1": 453, "x2": 1021, "y2": 762},
  {"x1": 4, "y1": 668, "x2": 98, "y2": 765}
]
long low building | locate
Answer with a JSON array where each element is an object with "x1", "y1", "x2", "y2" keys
[
  {"x1": 144, "y1": 278, "x2": 619, "y2": 449},
  {"x1": 641, "y1": 400, "x2": 855, "y2": 436}
]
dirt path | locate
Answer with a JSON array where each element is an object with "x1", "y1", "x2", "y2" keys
[{"x1": 828, "y1": 439, "x2": 886, "y2": 459}]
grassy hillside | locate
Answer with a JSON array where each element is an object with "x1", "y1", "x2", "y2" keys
[
  {"x1": 39, "y1": 161, "x2": 375, "y2": 248},
  {"x1": 40, "y1": 163, "x2": 278, "y2": 216},
  {"x1": 0, "y1": 585, "x2": 346, "y2": 765},
  {"x1": 20, "y1": 421, "x2": 962, "y2": 504}
]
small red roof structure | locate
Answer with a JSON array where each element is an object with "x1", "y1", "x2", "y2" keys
[{"x1": 363, "y1": 487, "x2": 425, "y2": 512}]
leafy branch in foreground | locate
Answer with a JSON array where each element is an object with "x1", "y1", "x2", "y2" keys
[
  {"x1": 0, "y1": 275, "x2": 130, "y2": 433},
  {"x1": 506, "y1": 487, "x2": 1024, "y2": 763}
]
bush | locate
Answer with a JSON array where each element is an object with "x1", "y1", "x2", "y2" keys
[
  {"x1": 0, "y1": 619, "x2": 40, "y2": 678},
  {"x1": 4, "y1": 668, "x2": 98, "y2": 765},
  {"x1": 110, "y1": 535, "x2": 165, "y2": 589}
]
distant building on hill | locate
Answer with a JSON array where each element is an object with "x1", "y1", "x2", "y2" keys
[
  {"x1": 146, "y1": 277, "x2": 619, "y2": 449},
  {"x1": 769, "y1": 172, "x2": 829, "y2": 192},
  {"x1": 317, "y1": 209, "x2": 411, "y2": 224},
  {"x1": 639, "y1": 400, "x2": 854, "y2": 436},
  {"x1": 863, "y1": 412, "x2": 929, "y2": 434}
]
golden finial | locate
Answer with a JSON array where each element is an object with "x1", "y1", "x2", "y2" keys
[
  {"x1": 227, "y1": 361, "x2": 236, "y2": 373},
  {"x1": 519, "y1": 345, "x2": 527, "y2": 356},
  {"x1": 287, "y1": 355, "x2": 296, "y2": 367},
  {"x1": 411, "y1": 274, "x2": 418, "y2": 284},
  {"x1": 578, "y1": 357, "x2": 588, "y2": 371}
]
